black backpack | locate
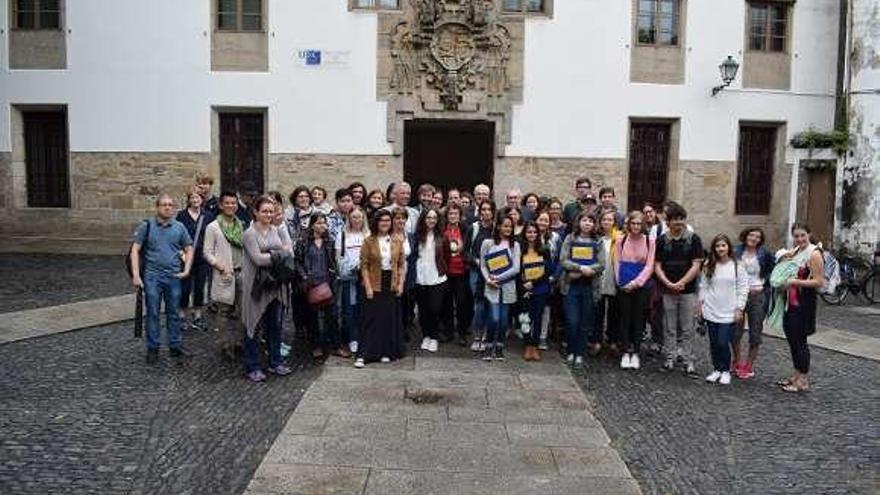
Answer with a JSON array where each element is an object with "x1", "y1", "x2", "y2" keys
[{"x1": 125, "y1": 220, "x2": 151, "y2": 278}]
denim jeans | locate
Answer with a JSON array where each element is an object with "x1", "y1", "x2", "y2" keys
[
  {"x1": 564, "y1": 282, "x2": 594, "y2": 357},
  {"x1": 144, "y1": 271, "x2": 183, "y2": 351},
  {"x1": 469, "y1": 268, "x2": 487, "y2": 336},
  {"x1": 487, "y1": 302, "x2": 511, "y2": 345},
  {"x1": 707, "y1": 320, "x2": 735, "y2": 372},
  {"x1": 244, "y1": 299, "x2": 283, "y2": 373},
  {"x1": 526, "y1": 292, "x2": 549, "y2": 346},
  {"x1": 338, "y1": 278, "x2": 361, "y2": 345}
]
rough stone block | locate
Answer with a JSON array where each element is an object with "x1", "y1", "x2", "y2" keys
[
  {"x1": 551, "y1": 446, "x2": 634, "y2": 478},
  {"x1": 506, "y1": 423, "x2": 610, "y2": 448},
  {"x1": 247, "y1": 463, "x2": 368, "y2": 495}
]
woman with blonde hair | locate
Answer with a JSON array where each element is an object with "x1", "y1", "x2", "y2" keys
[
  {"x1": 336, "y1": 206, "x2": 370, "y2": 354},
  {"x1": 614, "y1": 211, "x2": 656, "y2": 370}
]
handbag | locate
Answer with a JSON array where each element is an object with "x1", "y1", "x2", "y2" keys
[
  {"x1": 307, "y1": 282, "x2": 333, "y2": 307},
  {"x1": 694, "y1": 316, "x2": 708, "y2": 336}
]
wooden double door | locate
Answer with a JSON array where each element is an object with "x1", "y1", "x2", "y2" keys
[
  {"x1": 403, "y1": 119, "x2": 495, "y2": 197},
  {"x1": 219, "y1": 112, "x2": 265, "y2": 195}
]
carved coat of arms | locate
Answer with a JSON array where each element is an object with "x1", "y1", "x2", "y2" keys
[{"x1": 389, "y1": 0, "x2": 512, "y2": 111}]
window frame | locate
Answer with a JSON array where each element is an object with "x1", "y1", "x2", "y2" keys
[
  {"x1": 635, "y1": 0, "x2": 681, "y2": 47},
  {"x1": 746, "y1": 1, "x2": 789, "y2": 53},
  {"x1": 348, "y1": 0, "x2": 402, "y2": 12},
  {"x1": 735, "y1": 124, "x2": 778, "y2": 216},
  {"x1": 11, "y1": 0, "x2": 63, "y2": 31},
  {"x1": 501, "y1": 0, "x2": 552, "y2": 17},
  {"x1": 216, "y1": 0, "x2": 264, "y2": 33}
]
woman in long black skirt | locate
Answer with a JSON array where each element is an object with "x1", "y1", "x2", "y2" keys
[{"x1": 355, "y1": 210, "x2": 406, "y2": 368}]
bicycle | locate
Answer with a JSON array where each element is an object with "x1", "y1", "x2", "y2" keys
[{"x1": 820, "y1": 243, "x2": 880, "y2": 306}]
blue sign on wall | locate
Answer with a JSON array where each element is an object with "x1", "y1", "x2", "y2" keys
[{"x1": 303, "y1": 50, "x2": 321, "y2": 66}]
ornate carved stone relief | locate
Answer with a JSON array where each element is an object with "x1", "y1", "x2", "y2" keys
[{"x1": 378, "y1": 0, "x2": 524, "y2": 155}]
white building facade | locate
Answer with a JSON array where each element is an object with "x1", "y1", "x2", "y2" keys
[{"x1": 0, "y1": 0, "x2": 849, "y2": 252}]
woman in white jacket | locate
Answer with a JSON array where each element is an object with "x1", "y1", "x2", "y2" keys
[{"x1": 698, "y1": 234, "x2": 749, "y2": 385}]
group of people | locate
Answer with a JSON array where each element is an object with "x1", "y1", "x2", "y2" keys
[{"x1": 130, "y1": 175, "x2": 824, "y2": 392}]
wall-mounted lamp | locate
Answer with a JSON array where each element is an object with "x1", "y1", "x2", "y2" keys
[{"x1": 711, "y1": 56, "x2": 740, "y2": 96}]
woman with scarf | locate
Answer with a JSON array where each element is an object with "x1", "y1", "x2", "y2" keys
[
  {"x1": 203, "y1": 191, "x2": 245, "y2": 361},
  {"x1": 768, "y1": 223, "x2": 824, "y2": 393}
]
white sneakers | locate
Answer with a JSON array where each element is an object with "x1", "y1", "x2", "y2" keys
[
  {"x1": 574, "y1": 356, "x2": 584, "y2": 366},
  {"x1": 354, "y1": 358, "x2": 365, "y2": 369},
  {"x1": 470, "y1": 340, "x2": 482, "y2": 352},
  {"x1": 706, "y1": 371, "x2": 732, "y2": 385},
  {"x1": 380, "y1": 356, "x2": 391, "y2": 363},
  {"x1": 566, "y1": 353, "x2": 575, "y2": 364},
  {"x1": 421, "y1": 337, "x2": 439, "y2": 353},
  {"x1": 619, "y1": 353, "x2": 640, "y2": 370}
]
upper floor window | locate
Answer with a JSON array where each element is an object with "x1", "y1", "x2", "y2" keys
[
  {"x1": 502, "y1": 0, "x2": 545, "y2": 14},
  {"x1": 13, "y1": 0, "x2": 61, "y2": 30},
  {"x1": 351, "y1": 0, "x2": 400, "y2": 9},
  {"x1": 748, "y1": 1, "x2": 788, "y2": 52},
  {"x1": 217, "y1": 0, "x2": 262, "y2": 31},
  {"x1": 637, "y1": 0, "x2": 680, "y2": 46}
]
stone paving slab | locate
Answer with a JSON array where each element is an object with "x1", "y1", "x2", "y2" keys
[
  {"x1": 765, "y1": 324, "x2": 880, "y2": 362},
  {"x1": 362, "y1": 470, "x2": 643, "y2": 495},
  {"x1": 0, "y1": 294, "x2": 135, "y2": 344},
  {"x1": 244, "y1": 353, "x2": 639, "y2": 495}
]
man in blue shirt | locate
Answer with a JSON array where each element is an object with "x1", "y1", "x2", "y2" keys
[{"x1": 131, "y1": 194, "x2": 194, "y2": 363}]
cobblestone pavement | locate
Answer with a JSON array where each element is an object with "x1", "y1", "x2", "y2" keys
[
  {"x1": 0, "y1": 322, "x2": 320, "y2": 495},
  {"x1": 573, "y1": 339, "x2": 880, "y2": 495},
  {"x1": 0, "y1": 254, "x2": 130, "y2": 313}
]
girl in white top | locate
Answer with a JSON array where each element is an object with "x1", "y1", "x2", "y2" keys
[
  {"x1": 414, "y1": 208, "x2": 449, "y2": 353},
  {"x1": 336, "y1": 207, "x2": 370, "y2": 353},
  {"x1": 698, "y1": 234, "x2": 749, "y2": 385}
]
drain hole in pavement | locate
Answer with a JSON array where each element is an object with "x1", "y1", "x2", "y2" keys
[{"x1": 404, "y1": 388, "x2": 446, "y2": 405}]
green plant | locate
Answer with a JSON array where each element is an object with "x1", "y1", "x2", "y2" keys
[{"x1": 790, "y1": 127, "x2": 851, "y2": 154}]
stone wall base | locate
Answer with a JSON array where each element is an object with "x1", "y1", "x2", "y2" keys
[{"x1": 1, "y1": 152, "x2": 791, "y2": 252}]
